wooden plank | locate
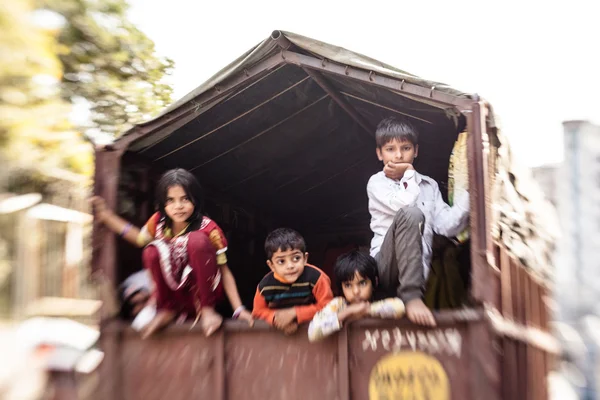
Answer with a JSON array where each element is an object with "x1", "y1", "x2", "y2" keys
[
  {"x1": 523, "y1": 272, "x2": 534, "y2": 400},
  {"x1": 512, "y1": 261, "x2": 522, "y2": 325},
  {"x1": 502, "y1": 338, "x2": 519, "y2": 400},
  {"x1": 215, "y1": 331, "x2": 225, "y2": 400},
  {"x1": 337, "y1": 327, "x2": 350, "y2": 400},
  {"x1": 530, "y1": 279, "x2": 540, "y2": 329},
  {"x1": 91, "y1": 149, "x2": 124, "y2": 320},
  {"x1": 469, "y1": 322, "x2": 501, "y2": 400},
  {"x1": 518, "y1": 341, "x2": 527, "y2": 400},
  {"x1": 539, "y1": 286, "x2": 550, "y2": 332},
  {"x1": 500, "y1": 247, "x2": 513, "y2": 319},
  {"x1": 466, "y1": 102, "x2": 500, "y2": 308}
]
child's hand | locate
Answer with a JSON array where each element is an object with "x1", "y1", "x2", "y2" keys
[
  {"x1": 383, "y1": 162, "x2": 414, "y2": 180},
  {"x1": 282, "y1": 322, "x2": 298, "y2": 336},
  {"x1": 237, "y1": 309, "x2": 254, "y2": 327},
  {"x1": 273, "y1": 308, "x2": 297, "y2": 329},
  {"x1": 89, "y1": 196, "x2": 111, "y2": 222},
  {"x1": 339, "y1": 302, "x2": 370, "y2": 323}
]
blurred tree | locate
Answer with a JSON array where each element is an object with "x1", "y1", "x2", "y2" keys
[
  {"x1": 0, "y1": 0, "x2": 92, "y2": 194},
  {"x1": 35, "y1": 0, "x2": 174, "y2": 137}
]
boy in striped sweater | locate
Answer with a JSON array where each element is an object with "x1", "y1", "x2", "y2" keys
[{"x1": 252, "y1": 228, "x2": 333, "y2": 334}]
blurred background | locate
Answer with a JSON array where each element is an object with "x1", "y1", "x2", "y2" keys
[{"x1": 0, "y1": 0, "x2": 598, "y2": 398}]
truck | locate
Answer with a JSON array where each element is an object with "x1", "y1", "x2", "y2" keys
[{"x1": 84, "y1": 31, "x2": 557, "y2": 400}]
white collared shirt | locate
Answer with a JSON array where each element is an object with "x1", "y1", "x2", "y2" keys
[{"x1": 367, "y1": 169, "x2": 470, "y2": 278}]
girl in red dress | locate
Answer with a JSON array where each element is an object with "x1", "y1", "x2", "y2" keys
[{"x1": 91, "y1": 169, "x2": 252, "y2": 338}]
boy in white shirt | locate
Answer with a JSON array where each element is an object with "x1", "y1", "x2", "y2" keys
[{"x1": 367, "y1": 117, "x2": 470, "y2": 326}]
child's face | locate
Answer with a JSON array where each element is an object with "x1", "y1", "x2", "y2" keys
[
  {"x1": 267, "y1": 248, "x2": 308, "y2": 283},
  {"x1": 164, "y1": 185, "x2": 194, "y2": 225},
  {"x1": 376, "y1": 138, "x2": 418, "y2": 166},
  {"x1": 341, "y1": 272, "x2": 374, "y2": 304}
]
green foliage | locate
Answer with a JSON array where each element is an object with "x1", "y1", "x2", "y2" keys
[
  {"x1": 0, "y1": 0, "x2": 90, "y2": 187},
  {"x1": 36, "y1": 0, "x2": 173, "y2": 136},
  {"x1": 0, "y1": 0, "x2": 172, "y2": 195}
]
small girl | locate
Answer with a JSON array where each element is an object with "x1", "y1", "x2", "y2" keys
[
  {"x1": 91, "y1": 168, "x2": 252, "y2": 338},
  {"x1": 308, "y1": 250, "x2": 405, "y2": 342}
]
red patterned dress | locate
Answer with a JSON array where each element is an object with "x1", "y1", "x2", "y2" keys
[{"x1": 138, "y1": 212, "x2": 227, "y2": 319}]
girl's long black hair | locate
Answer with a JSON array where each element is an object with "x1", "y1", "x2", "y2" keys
[{"x1": 155, "y1": 168, "x2": 204, "y2": 232}]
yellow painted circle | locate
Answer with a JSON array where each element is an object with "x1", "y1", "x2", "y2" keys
[{"x1": 369, "y1": 352, "x2": 450, "y2": 400}]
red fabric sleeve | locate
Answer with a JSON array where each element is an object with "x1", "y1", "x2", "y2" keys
[{"x1": 203, "y1": 218, "x2": 228, "y2": 265}]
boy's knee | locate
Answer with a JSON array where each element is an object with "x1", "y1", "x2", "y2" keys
[{"x1": 394, "y1": 206, "x2": 425, "y2": 226}]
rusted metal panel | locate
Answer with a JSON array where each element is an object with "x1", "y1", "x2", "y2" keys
[
  {"x1": 467, "y1": 102, "x2": 500, "y2": 309},
  {"x1": 502, "y1": 338, "x2": 520, "y2": 400},
  {"x1": 469, "y1": 322, "x2": 501, "y2": 400},
  {"x1": 348, "y1": 320, "x2": 474, "y2": 399},
  {"x1": 91, "y1": 313, "x2": 514, "y2": 400},
  {"x1": 499, "y1": 245, "x2": 513, "y2": 319},
  {"x1": 81, "y1": 309, "x2": 558, "y2": 400},
  {"x1": 120, "y1": 330, "x2": 220, "y2": 400},
  {"x1": 91, "y1": 149, "x2": 123, "y2": 320},
  {"x1": 510, "y1": 258, "x2": 521, "y2": 323},
  {"x1": 337, "y1": 327, "x2": 350, "y2": 400},
  {"x1": 225, "y1": 328, "x2": 340, "y2": 400}
]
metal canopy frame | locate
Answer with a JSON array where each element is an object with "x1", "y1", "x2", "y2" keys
[{"x1": 115, "y1": 33, "x2": 476, "y2": 154}]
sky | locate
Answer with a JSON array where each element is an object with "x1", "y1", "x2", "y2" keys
[{"x1": 127, "y1": 0, "x2": 599, "y2": 167}]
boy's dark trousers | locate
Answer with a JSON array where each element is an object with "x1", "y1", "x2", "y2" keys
[{"x1": 375, "y1": 206, "x2": 425, "y2": 303}]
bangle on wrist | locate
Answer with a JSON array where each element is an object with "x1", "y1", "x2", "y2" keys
[
  {"x1": 120, "y1": 223, "x2": 132, "y2": 238},
  {"x1": 232, "y1": 305, "x2": 246, "y2": 319}
]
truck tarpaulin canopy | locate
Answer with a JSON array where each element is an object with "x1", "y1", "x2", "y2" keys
[{"x1": 111, "y1": 31, "x2": 475, "y2": 234}]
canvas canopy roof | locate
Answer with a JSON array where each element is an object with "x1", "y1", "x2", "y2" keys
[{"x1": 111, "y1": 30, "x2": 478, "y2": 235}]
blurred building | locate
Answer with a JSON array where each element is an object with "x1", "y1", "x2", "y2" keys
[
  {"x1": 555, "y1": 120, "x2": 600, "y2": 320},
  {"x1": 0, "y1": 169, "x2": 98, "y2": 322},
  {"x1": 532, "y1": 164, "x2": 559, "y2": 206}
]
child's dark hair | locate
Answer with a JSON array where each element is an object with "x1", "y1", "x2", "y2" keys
[
  {"x1": 333, "y1": 250, "x2": 379, "y2": 296},
  {"x1": 375, "y1": 117, "x2": 419, "y2": 148},
  {"x1": 155, "y1": 168, "x2": 204, "y2": 230},
  {"x1": 264, "y1": 228, "x2": 306, "y2": 260}
]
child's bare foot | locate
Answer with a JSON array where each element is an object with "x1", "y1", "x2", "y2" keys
[
  {"x1": 406, "y1": 299, "x2": 436, "y2": 327},
  {"x1": 200, "y1": 307, "x2": 223, "y2": 337},
  {"x1": 141, "y1": 310, "x2": 176, "y2": 339}
]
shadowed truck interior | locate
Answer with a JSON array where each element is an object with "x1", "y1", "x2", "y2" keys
[{"x1": 113, "y1": 61, "x2": 469, "y2": 316}]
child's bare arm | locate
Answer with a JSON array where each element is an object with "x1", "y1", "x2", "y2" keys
[
  {"x1": 220, "y1": 264, "x2": 253, "y2": 325},
  {"x1": 383, "y1": 162, "x2": 414, "y2": 180},
  {"x1": 90, "y1": 196, "x2": 143, "y2": 247}
]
